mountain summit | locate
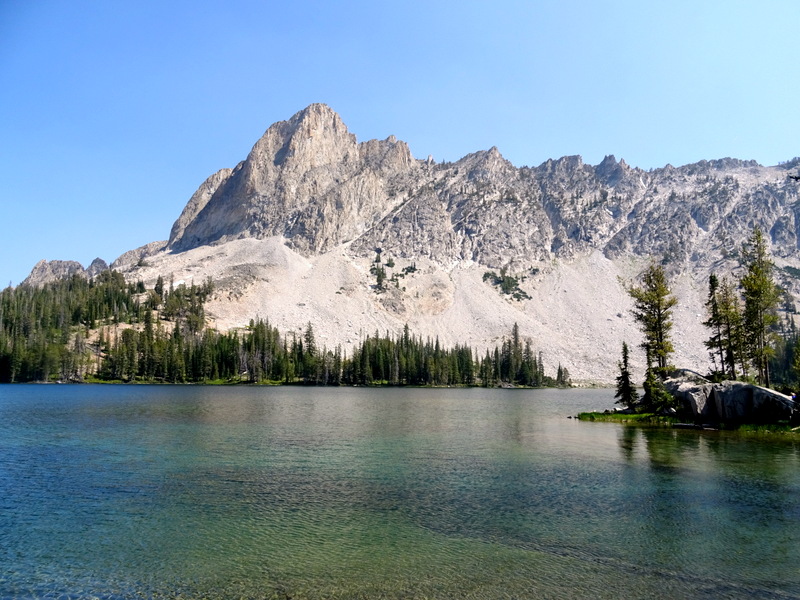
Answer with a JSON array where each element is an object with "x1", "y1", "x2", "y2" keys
[
  {"x1": 167, "y1": 105, "x2": 800, "y2": 274},
  {"x1": 25, "y1": 105, "x2": 800, "y2": 382},
  {"x1": 168, "y1": 103, "x2": 414, "y2": 254}
]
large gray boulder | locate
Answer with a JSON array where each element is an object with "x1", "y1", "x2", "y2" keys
[
  {"x1": 666, "y1": 373, "x2": 798, "y2": 424},
  {"x1": 711, "y1": 380, "x2": 796, "y2": 423}
]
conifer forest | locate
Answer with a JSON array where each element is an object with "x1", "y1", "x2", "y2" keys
[{"x1": 0, "y1": 272, "x2": 569, "y2": 387}]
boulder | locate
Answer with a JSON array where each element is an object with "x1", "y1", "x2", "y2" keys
[
  {"x1": 666, "y1": 374, "x2": 797, "y2": 424},
  {"x1": 677, "y1": 381, "x2": 715, "y2": 418}
]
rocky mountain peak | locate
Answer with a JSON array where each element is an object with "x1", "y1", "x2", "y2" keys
[
  {"x1": 22, "y1": 260, "x2": 84, "y2": 287},
  {"x1": 168, "y1": 168, "x2": 233, "y2": 247},
  {"x1": 456, "y1": 146, "x2": 514, "y2": 182},
  {"x1": 545, "y1": 155, "x2": 586, "y2": 173},
  {"x1": 595, "y1": 154, "x2": 632, "y2": 186},
  {"x1": 22, "y1": 258, "x2": 109, "y2": 287},
  {"x1": 18, "y1": 105, "x2": 800, "y2": 384},
  {"x1": 358, "y1": 135, "x2": 414, "y2": 174},
  {"x1": 167, "y1": 104, "x2": 417, "y2": 254},
  {"x1": 87, "y1": 258, "x2": 109, "y2": 277},
  {"x1": 265, "y1": 102, "x2": 358, "y2": 171},
  {"x1": 163, "y1": 105, "x2": 800, "y2": 278}
]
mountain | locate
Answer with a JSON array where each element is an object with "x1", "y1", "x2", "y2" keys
[
  {"x1": 25, "y1": 104, "x2": 800, "y2": 383},
  {"x1": 167, "y1": 103, "x2": 416, "y2": 254},
  {"x1": 22, "y1": 257, "x2": 108, "y2": 287}
]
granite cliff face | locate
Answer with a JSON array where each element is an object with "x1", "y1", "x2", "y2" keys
[
  {"x1": 22, "y1": 105, "x2": 800, "y2": 383},
  {"x1": 168, "y1": 104, "x2": 416, "y2": 255},
  {"x1": 167, "y1": 104, "x2": 800, "y2": 278}
]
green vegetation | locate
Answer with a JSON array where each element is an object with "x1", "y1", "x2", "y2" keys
[
  {"x1": 0, "y1": 274, "x2": 567, "y2": 387},
  {"x1": 347, "y1": 321, "x2": 568, "y2": 387},
  {"x1": 640, "y1": 360, "x2": 676, "y2": 413},
  {"x1": 625, "y1": 263, "x2": 676, "y2": 373},
  {"x1": 620, "y1": 263, "x2": 681, "y2": 414},
  {"x1": 614, "y1": 225, "x2": 799, "y2": 415},
  {"x1": 703, "y1": 274, "x2": 746, "y2": 379},
  {"x1": 576, "y1": 412, "x2": 678, "y2": 425},
  {"x1": 0, "y1": 271, "x2": 147, "y2": 382},
  {"x1": 370, "y1": 250, "x2": 388, "y2": 292},
  {"x1": 369, "y1": 250, "x2": 414, "y2": 293},
  {"x1": 614, "y1": 341, "x2": 638, "y2": 410},
  {"x1": 782, "y1": 265, "x2": 800, "y2": 279},
  {"x1": 740, "y1": 227, "x2": 782, "y2": 387},
  {"x1": 577, "y1": 412, "x2": 800, "y2": 436},
  {"x1": 703, "y1": 227, "x2": 789, "y2": 389},
  {"x1": 718, "y1": 422, "x2": 800, "y2": 435},
  {"x1": 608, "y1": 225, "x2": 798, "y2": 427},
  {"x1": 483, "y1": 268, "x2": 531, "y2": 301}
]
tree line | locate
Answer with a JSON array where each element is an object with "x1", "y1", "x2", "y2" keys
[{"x1": 0, "y1": 272, "x2": 567, "y2": 387}]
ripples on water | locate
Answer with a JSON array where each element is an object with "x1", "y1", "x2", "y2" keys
[{"x1": 1, "y1": 385, "x2": 799, "y2": 599}]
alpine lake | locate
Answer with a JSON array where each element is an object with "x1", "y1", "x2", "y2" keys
[{"x1": 1, "y1": 385, "x2": 799, "y2": 599}]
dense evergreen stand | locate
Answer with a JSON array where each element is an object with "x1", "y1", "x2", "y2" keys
[{"x1": 0, "y1": 274, "x2": 565, "y2": 387}]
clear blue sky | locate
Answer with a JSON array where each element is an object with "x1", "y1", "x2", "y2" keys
[{"x1": 1, "y1": 0, "x2": 798, "y2": 286}]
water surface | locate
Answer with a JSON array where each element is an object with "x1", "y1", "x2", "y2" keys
[{"x1": 1, "y1": 385, "x2": 798, "y2": 599}]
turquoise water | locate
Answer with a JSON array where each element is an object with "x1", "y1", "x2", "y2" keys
[{"x1": 1, "y1": 385, "x2": 799, "y2": 599}]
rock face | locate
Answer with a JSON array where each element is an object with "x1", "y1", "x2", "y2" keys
[
  {"x1": 110, "y1": 241, "x2": 167, "y2": 271},
  {"x1": 666, "y1": 372, "x2": 798, "y2": 423},
  {"x1": 168, "y1": 169, "x2": 232, "y2": 247},
  {"x1": 22, "y1": 260, "x2": 86, "y2": 287},
  {"x1": 166, "y1": 104, "x2": 800, "y2": 282},
  {"x1": 87, "y1": 258, "x2": 109, "y2": 278},
  {"x1": 22, "y1": 258, "x2": 108, "y2": 286},
  {"x1": 168, "y1": 104, "x2": 416, "y2": 255}
]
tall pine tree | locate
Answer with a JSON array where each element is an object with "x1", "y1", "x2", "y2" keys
[
  {"x1": 740, "y1": 227, "x2": 781, "y2": 387},
  {"x1": 626, "y1": 263, "x2": 677, "y2": 373},
  {"x1": 614, "y1": 342, "x2": 639, "y2": 410}
]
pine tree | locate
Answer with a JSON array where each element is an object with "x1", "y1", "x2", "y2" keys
[
  {"x1": 556, "y1": 364, "x2": 571, "y2": 387},
  {"x1": 511, "y1": 322, "x2": 522, "y2": 380},
  {"x1": 302, "y1": 322, "x2": 318, "y2": 382},
  {"x1": 614, "y1": 342, "x2": 639, "y2": 409},
  {"x1": 740, "y1": 227, "x2": 782, "y2": 387},
  {"x1": 717, "y1": 276, "x2": 746, "y2": 379},
  {"x1": 790, "y1": 335, "x2": 800, "y2": 388},
  {"x1": 703, "y1": 274, "x2": 726, "y2": 375},
  {"x1": 626, "y1": 263, "x2": 677, "y2": 373},
  {"x1": 640, "y1": 349, "x2": 676, "y2": 413},
  {"x1": 641, "y1": 364, "x2": 675, "y2": 413}
]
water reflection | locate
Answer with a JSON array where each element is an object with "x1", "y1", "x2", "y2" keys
[
  {"x1": 1, "y1": 385, "x2": 799, "y2": 599},
  {"x1": 618, "y1": 425, "x2": 638, "y2": 461},
  {"x1": 614, "y1": 423, "x2": 800, "y2": 593}
]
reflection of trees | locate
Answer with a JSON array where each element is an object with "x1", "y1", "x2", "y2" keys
[
  {"x1": 615, "y1": 425, "x2": 800, "y2": 585},
  {"x1": 614, "y1": 428, "x2": 709, "y2": 571},
  {"x1": 616, "y1": 426, "x2": 702, "y2": 467},
  {"x1": 502, "y1": 398, "x2": 526, "y2": 445},
  {"x1": 641, "y1": 428, "x2": 701, "y2": 470},
  {"x1": 617, "y1": 426, "x2": 638, "y2": 461},
  {"x1": 702, "y1": 433, "x2": 800, "y2": 481}
]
